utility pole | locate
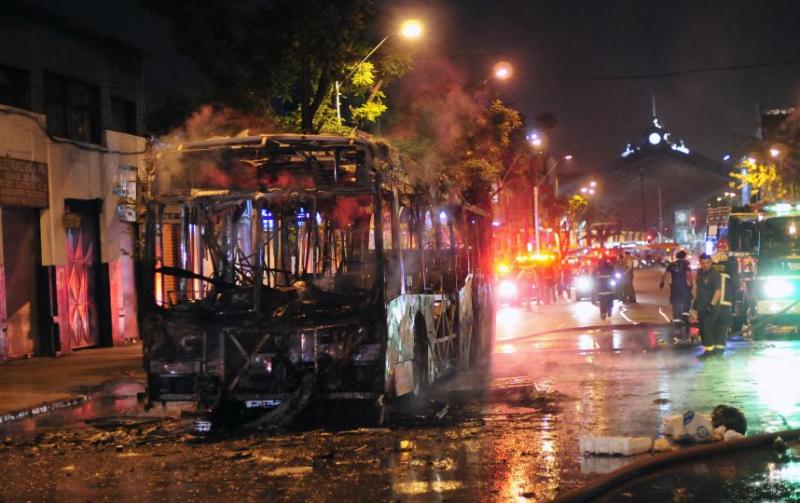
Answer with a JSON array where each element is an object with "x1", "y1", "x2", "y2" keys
[
  {"x1": 532, "y1": 155, "x2": 559, "y2": 254},
  {"x1": 640, "y1": 166, "x2": 646, "y2": 239},
  {"x1": 534, "y1": 185, "x2": 540, "y2": 253},
  {"x1": 334, "y1": 81, "x2": 342, "y2": 123},
  {"x1": 658, "y1": 177, "x2": 664, "y2": 243}
]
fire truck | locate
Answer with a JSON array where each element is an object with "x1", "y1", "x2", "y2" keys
[{"x1": 706, "y1": 203, "x2": 800, "y2": 331}]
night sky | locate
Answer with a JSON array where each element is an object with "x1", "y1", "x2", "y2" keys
[{"x1": 27, "y1": 0, "x2": 800, "y2": 174}]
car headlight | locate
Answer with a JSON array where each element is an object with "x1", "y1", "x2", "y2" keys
[
  {"x1": 576, "y1": 276, "x2": 593, "y2": 291},
  {"x1": 763, "y1": 277, "x2": 795, "y2": 299},
  {"x1": 610, "y1": 279, "x2": 617, "y2": 287},
  {"x1": 498, "y1": 279, "x2": 518, "y2": 298},
  {"x1": 614, "y1": 272, "x2": 622, "y2": 279}
]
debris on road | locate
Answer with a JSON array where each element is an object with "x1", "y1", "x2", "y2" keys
[
  {"x1": 773, "y1": 436, "x2": 788, "y2": 453},
  {"x1": 265, "y1": 466, "x2": 313, "y2": 477},
  {"x1": 389, "y1": 398, "x2": 455, "y2": 426},
  {"x1": 579, "y1": 436, "x2": 653, "y2": 456},
  {"x1": 711, "y1": 404, "x2": 747, "y2": 434},
  {"x1": 651, "y1": 438, "x2": 676, "y2": 452},
  {"x1": 663, "y1": 410, "x2": 713, "y2": 443}
]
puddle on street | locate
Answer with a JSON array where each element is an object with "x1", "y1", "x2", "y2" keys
[{"x1": 0, "y1": 379, "x2": 185, "y2": 436}]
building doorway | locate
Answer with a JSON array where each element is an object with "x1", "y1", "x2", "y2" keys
[
  {"x1": 2, "y1": 208, "x2": 42, "y2": 358},
  {"x1": 64, "y1": 200, "x2": 101, "y2": 349}
]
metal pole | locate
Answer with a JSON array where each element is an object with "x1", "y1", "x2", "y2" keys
[
  {"x1": 534, "y1": 185, "x2": 540, "y2": 253},
  {"x1": 640, "y1": 167, "x2": 646, "y2": 239},
  {"x1": 658, "y1": 178, "x2": 663, "y2": 243},
  {"x1": 335, "y1": 34, "x2": 392, "y2": 125},
  {"x1": 334, "y1": 81, "x2": 342, "y2": 123}
]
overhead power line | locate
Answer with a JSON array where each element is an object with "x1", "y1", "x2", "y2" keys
[{"x1": 545, "y1": 59, "x2": 800, "y2": 81}]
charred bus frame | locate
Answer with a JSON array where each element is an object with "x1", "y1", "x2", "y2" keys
[{"x1": 140, "y1": 135, "x2": 493, "y2": 418}]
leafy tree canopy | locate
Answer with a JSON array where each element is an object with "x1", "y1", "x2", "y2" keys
[{"x1": 143, "y1": 0, "x2": 413, "y2": 133}]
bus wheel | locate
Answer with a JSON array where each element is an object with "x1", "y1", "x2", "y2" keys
[{"x1": 414, "y1": 314, "x2": 429, "y2": 395}]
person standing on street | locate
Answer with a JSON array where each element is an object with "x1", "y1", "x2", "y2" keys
[
  {"x1": 561, "y1": 261, "x2": 574, "y2": 300},
  {"x1": 594, "y1": 258, "x2": 615, "y2": 320},
  {"x1": 660, "y1": 250, "x2": 694, "y2": 335},
  {"x1": 711, "y1": 253, "x2": 737, "y2": 352},
  {"x1": 694, "y1": 253, "x2": 724, "y2": 357},
  {"x1": 622, "y1": 252, "x2": 637, "y2": 303}
]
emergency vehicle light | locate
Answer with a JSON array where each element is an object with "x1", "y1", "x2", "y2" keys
[{"x1": 762, "y1": 277, "x2": 795, "y2": 299}]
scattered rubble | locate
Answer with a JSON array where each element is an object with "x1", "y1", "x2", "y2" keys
[{"x1": 265, "y1": 466, "x2": 313, "y2": 477}]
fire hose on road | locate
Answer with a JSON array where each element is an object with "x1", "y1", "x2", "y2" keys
[{"x1": 554, "y1": 428, "x2": 800, "y2": 502}]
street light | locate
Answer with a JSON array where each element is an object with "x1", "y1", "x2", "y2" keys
[
  {"x1": 493, "y1": 61, "x2": 513, "y2": 80},
  {"x1": 399, "y1": 19, "x2": 423, "y2": 39},
  {"x1": 335, "y1": 18, "x2": 424, "y2": 123},
  {"x1": 770, "y1": 147, "x2": 782, "y2": 159},
  {"x1": 527, "y1": 131, "x2": 545, "y2": 149}
]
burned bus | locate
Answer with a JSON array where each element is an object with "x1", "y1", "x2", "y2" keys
[{"x1": 140, "y1": 135, "x2": 494, "y2": 422}]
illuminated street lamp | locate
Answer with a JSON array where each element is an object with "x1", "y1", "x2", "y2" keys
[
  {"x1": 527, "y1": 132, "x2": 545, "y2": 149},
  {"x1": 589, "y1": 180, "x2": 596, "y2": 187},
  {"x1": 493, "y1": 61, "x2": 513, "y2": 80},
  {"x1": 335, "y1": 19, "x2": 424, "y2": 122},
  {"x1": 399, "y1": 19, "x2": 424, "y2": 39},
  {"x1": 770, "y1": 147, "x2": 781, "y2": 158}
]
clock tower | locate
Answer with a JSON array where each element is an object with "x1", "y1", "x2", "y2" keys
[{"x1": 621, "y1": 97, "x2": 691, "y2": 158}]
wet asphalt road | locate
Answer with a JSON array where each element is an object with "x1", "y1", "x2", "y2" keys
[{"x1": 3, "y1": 277, "x2": 800, "y2": 501}]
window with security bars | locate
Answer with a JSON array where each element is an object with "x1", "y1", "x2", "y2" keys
[{"x1": 44, "y1": 73, "x2": 101, "y2": 144}]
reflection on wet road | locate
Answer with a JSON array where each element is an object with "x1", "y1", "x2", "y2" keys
[{"x1": 3, "y1": 303, "x2": 800, "y2": 501}]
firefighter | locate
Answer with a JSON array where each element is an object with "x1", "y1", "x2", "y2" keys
[
  {"x1": 516, "y1": 264, "x2": 536, "y2": 310},
  {"x1": 711, "y1": 252, "x2": 737, "y2": 352},
  {"x1": 660, "y1": 250, "x2": 693, "y2": 335},
  {"x1": 594, "y1": 258, "x2": 615, "y2": 320},
  {"x1": 694, "y1": 253, "x2": 724, "y2": 357},
  {"x1": 543, "y1": 262, "x2": 558, "y2": 304}
]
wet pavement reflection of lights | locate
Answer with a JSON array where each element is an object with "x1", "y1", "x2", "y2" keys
[
  {"x1": 578, "y1": 333, "x2": 598, "y2": 352},
  {"x1": 748, "y1": 346, "x2": 800, "y2": 420},
  {"x1": 495, "y1": 306, "x2": 525, "y2": 340}
]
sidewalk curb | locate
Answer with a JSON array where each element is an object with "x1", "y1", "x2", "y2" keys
[{"x1": 0, "y1": 395, "x2": 91, "y2": 426}]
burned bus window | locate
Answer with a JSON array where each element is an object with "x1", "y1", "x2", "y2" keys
[
  {"x1": 150, "y1": 193, "x2": 378, "y2": 310},
  {"x1": 399, "y1": 205, "x2": 424, "y2": 293},
  {"x1": 398, "y1": 206, "x2": 416, "y2": 250}
]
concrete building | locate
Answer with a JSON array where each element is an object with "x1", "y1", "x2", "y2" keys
[
  {"x1": 598, "y1": 113, "x2": 730, "y2": 248},
  {"x1": 0, "y1": 4, "x2": 145, "y2": 360}
]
